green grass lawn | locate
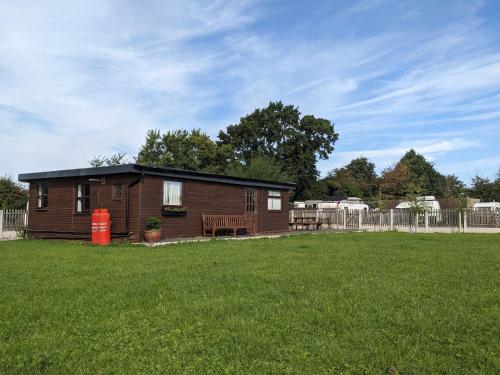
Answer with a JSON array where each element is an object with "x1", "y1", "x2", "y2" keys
[{"x1": 0, "y1": 233, "x2": 499, "y2": 374}]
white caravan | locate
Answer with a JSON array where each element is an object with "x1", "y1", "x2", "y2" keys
[
  {"x1": 338, "y1": 197, "x2": 369, "y2": 211},
  {"x1": 293, "y1": 201, "x2": 306, "y2": 208},
  {"x1": 305, "y1": 200, "x2": 322, "y2": 208},
  {"x1": 317, "y1": 197, "x2": 369, "y2": 211},
  {"x1": 395, "y1": 196, "x2": 441, "y2": 211},
  {"x1": 316, "y1": 201, "x2": 338, "y2": 209},
  {"x1": 473, "y1": 202, "x2": 500, "y2": 212}
]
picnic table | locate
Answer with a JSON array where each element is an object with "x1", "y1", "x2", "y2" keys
[{"x1": 291, "y1": 216, "x2": 322, "y2": 231}]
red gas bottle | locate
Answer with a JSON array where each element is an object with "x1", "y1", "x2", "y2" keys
[
  {"x1": 98, "y1": 208, "x2": 111, "y2": 246},
  {"x1": 91, "y1": 209, "x2": 100, "y2": 245}
]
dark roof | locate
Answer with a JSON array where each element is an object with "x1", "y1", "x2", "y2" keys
[{"x1": 18, "y1": 163, "x2": 296, "y2": 190}]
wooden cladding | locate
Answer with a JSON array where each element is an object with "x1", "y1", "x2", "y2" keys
[{"x1": 25, "y1": 172, "x2": 291, "y2": 241}]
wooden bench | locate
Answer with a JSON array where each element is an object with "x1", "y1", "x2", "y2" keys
[{"x1": 202, "y1": 214, "x2": 254, "y2": 238}]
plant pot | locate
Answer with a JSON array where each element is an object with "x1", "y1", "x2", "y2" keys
[{"x1": 144, "y1": 229, "x2": 161, "y2": 243}]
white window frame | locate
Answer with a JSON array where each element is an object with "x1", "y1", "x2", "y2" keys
[
  {"x1": 37, "y1": 183, "x2": 48, "y2": 209},
  {"x1": 267, "y1": 190, "x2": 282, "y2": 211},
  {"x1": 163, "y1": 180, "x2": 183, "y2": 206},
  {"x1": 75, "y1": 183, "x2": 90, "y2": 213}
]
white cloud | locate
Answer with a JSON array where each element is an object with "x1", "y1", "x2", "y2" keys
[
  {"x1": 0, "y1": 0, "x2": 257, "y2": 176},
  {"x1": 0, "y1": 0, "x2": 498, "y2": 183},
  {"x1": 318, "y1": 137, "x2": 481, "y2": 176}
]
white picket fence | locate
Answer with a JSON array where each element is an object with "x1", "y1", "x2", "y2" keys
[
  {"x1": 0, "y1": 209, "x2": 28, "y2": 239},
  {"x1": 290, "y1": 208, "x2": 500, "y2": 233}
]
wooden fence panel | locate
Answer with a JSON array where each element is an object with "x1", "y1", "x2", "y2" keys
[
  {"x1": 289, "y1": 208, "x2": 500, "y2": 232},
  {"x1": 2, "y1": 209, "x2": 27, "y2": 231}
]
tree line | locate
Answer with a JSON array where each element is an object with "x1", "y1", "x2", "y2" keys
[
  {"x1": 1, "y1": 102, "x2": 498, "y2": 210},
  {"x1": 90, "y1": 101, "x2": 499, "y2": 203},
  {"x1": 308, "y1": 151, "x2": 500, "y2": 204},
  {"x1": 91, "y1": 101, "x2": 339, "y2": 199}
]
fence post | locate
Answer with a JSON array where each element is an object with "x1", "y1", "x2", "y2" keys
[
  {"x1": 458, "y1": 211, "x2": 462, "y2": 233},
  {"x1": 0, "y1": 210, "x2": 3, "y2": 239},
  {"x1": 358, "y1": 211, "x2": 362, "y2": 230},
  {"x1": 343, "y1": 209, "x2": 347, "y2": 230},
  {"x1": 414, "y1": 213, "x2": 418, "y2": 233},
  {"x1": 390, "y1": 209, "x2": 394, "y2": 231},
  {"x1": 463, "y1": 210, "x2": 467, "y2": 233},
  {"x1": 424, "y1": 211, "x2": 429, "y2": 233}
]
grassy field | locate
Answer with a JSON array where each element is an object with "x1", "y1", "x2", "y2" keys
[{"x1": 0, "y1": 233, "x2": 499, "y2": 374}]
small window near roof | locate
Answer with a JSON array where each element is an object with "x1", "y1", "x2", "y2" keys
[
  {"x1": 37, "y1": 182, "x2": 48, "y2": 208},
  {"x1": 112, "y1": 183, "x2": 122, "y2": 200},
  {"x1": 75, "y1": 183, "x2": 91, "y2": 213},
  {"x1": 268, "y1": 190, "x2": 282, "y2": 211},
  {"x1": 163, "y1": 180, "x2": 183, "y2": 206}
]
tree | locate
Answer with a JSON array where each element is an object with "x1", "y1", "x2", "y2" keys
[
  {"x1": 301, "y1": 179, "x2": 329, "y2": 200},
  {"x1": 218, "y1": 101, "x2": 338, "y2": 198},
  {"x1": 136, "y1": 129, "x2": 229, "y2": 173},
  {"x1": 225, "y1": 156, "x2": 292, "y2": 183},
  {"x1": 469, "y1": 175, "x2": 500, "y2": 201},
  {"x1": 89, "y1": 153, "x2": 128, "y2": 167},
  {"x1": 0, "y1": 176, "x2": 28, "y2": 209},
  {"x1": 325, "y1": 157, "x2": 379, "y2": 199},
  {"x1": 397, "y1": 150, "x2": 446, "y2": 197},
  {"x1": 379, "y1": 163, "x2": 413, "y2": 198},
  {"x1": 442, "y1": 174, "x2": 467, "y2": 198}
]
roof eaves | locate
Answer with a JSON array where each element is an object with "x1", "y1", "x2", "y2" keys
[{"x1": 18, "y1": 164, "x2": 139, "y2": 182}]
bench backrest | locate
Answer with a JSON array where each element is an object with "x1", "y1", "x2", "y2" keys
[{"x1": 202, "y1": 214, "x2": 247, "y2": 228}]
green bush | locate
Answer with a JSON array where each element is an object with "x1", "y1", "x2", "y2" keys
[
  {"x1": 0, "y1": 176, "x2": 28, "y2": 209},
  {"x1": 145, "y1": 217, "x2": 161, "y2": 231}
]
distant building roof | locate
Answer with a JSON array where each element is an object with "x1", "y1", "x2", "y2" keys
[{"x1": 18, "y1": 163, "x2": 296, "y2": 190}]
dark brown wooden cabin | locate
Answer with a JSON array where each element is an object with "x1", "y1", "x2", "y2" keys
[{"x1": 18, "y1": 164, "x2": 295, "y2": 242}]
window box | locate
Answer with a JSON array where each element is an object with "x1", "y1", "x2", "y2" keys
[{"x1": 162, "y1": 206, "x2": 187, "y2": 217}]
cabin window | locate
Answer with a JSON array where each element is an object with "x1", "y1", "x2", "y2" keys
[
  {"x1": 75, "y1": 183, "x2": 91, "y2": 213},
  {"x1": 163, "y1": 180, "x2": 183, "y2": 206},
  {"x1": 267, "y1": 190, "x2": 282, "y2": 211},
  {"x1": 37, "y1": 183, "x2": 48, "y2": 208},
  {"x1": 112, "y1": 183, "x2": 122, "y2": 200},
  {"x1": 246, "y1": 188, "x2": 256, "y2": 213}
]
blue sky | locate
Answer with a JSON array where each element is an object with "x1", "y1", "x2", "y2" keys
[{"x1": 1, "y1": 0, "x2": 499, "y2": 183}]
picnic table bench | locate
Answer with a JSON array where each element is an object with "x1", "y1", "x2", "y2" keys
[
  {"x1": 290, "y1": 216, "x2": 322, "y2": 231},
  {"x1": 202, "y1": 214, "x2": 255, "y2": 238}
]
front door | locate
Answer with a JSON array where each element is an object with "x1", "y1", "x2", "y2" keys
[{"x1": 245, "y1": 188, "x2": 257, "y2": 234}]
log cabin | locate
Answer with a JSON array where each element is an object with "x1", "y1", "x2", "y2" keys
[{"x1": 18, "y1": 164, "x2": 295, "y2": 241}]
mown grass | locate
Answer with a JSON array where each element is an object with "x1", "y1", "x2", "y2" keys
[{"x1": 0, "y1": 233, "x2": 499, "y2": 374}]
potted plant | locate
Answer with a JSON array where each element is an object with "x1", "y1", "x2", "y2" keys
[
  {"x1": 162, "y1": 206, "x2": 187, "y2": 217},
  {"x1": 144, "y1": 217, "x2": 161, "y2": 243}
]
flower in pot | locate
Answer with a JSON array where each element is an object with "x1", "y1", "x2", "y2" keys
[{"x1": 144, "y1": 217, "x2": 161, "y2": 243}]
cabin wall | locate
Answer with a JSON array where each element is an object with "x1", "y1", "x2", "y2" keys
[
  {"x1": 27, "y1": 174, "x2": 138, "y2": 239},
  {"x1": 256, "y1": 189, "x2": 291, "y2": 234},
  {"x1": 25, "y1": 173, "x2": 292, "y2": 241},
  {"x1": 137, "y1": 175, "x2": 292, "y2": 241},
  {"x1": 138, "y1": 175, "x2": 246, "y2": 241}
]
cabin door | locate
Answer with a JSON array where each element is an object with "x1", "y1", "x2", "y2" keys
[{"x1": 245, "y1": 188, "x2": 257, "y2": 235}]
